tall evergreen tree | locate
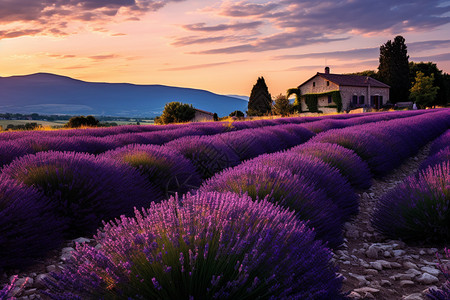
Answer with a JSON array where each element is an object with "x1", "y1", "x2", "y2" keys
[
  {"x1": 378, "y1": 35, "x2": 410, "y2": 103},
  {"x1": 247, "y1": 77, "x2": 272, "y2": 116}
]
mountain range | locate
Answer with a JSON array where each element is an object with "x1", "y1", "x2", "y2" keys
[{"x1": 0, "y1": 73, "x2": 249, "y2": 118}]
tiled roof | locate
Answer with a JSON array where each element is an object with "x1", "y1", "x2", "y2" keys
[
  {"x1": 194, "y1": 108, "x2": 214, "y2": 115},
  {"x1": 317, "y1": 73, "x2": 390, "y2": 88}
]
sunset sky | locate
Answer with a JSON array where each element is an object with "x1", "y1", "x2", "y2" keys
[{"x1": 1, "y1": 0, "x2": 450, "y2": 97}]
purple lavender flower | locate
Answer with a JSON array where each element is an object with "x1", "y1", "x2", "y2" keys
[
  {"x1": 101, "y1": 144, "x2": 202, "y2": 197},
  {"x1": 164, "y1": 136, "x2": 240, "y2": 179},
  {"x1": 292, "y1": 142, "x2": 372, "y2": 189},
  {"x1": 372, "y1": 162, "x2": 449, "y2": 243},
  {"x1": 1, "y1": 151, "x2": 162, "y2": 238},
  {"x1": 199, "y1": 163, "x2": 345, "y2": 248},
  {"x1": 421, "y1": 147, "x2": 450, "y2": 171},
  {"x1": 0, "y1": 176, "x2": 64, "y2": 271},
  {"x1": 429, "y1": 130, "x2": 450, "y2": 156},
  {"x1": 247, "y1": 152, "x2": 359, "y2": 221},
  {"x1": 45, "y1": 192, "x2": 345, "y2": 299}
]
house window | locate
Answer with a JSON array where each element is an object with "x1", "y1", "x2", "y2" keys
[
  {"x1": 327, "y1": 81, "x2": 330, "y2": 86},
  {"x1": 352, "y1": 95, "x2": 358, "y2": 105},
  {"x1": 313, "y1": 82, "x2": 316, "y2": 87},
  {"x1": 328, "y1": 95, "x2": 332, "y2": 104},
  {"x1": 359, "y1": 95, "x2": 365, "y2": 104}
]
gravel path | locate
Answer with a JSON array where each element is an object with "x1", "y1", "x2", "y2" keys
[{"x1": 335, "y1": 143, "x2": 447, "y2": 300}]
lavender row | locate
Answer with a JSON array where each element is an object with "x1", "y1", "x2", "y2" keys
[
  {"x1": 44, "y1": 192, "x2": 346, "y2": 299},
  {"x1": 310, "y1": 110, "x2": 450, "y2": 176},
  {"x1": 0, "y1": 109, "x2": 438, "y2": 168},
  {"x1": 420, "y1": 129, "x2": 450, "y2": 171}
]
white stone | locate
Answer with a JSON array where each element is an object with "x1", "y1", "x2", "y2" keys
[
  {"x1": 427, "y1": 248, "x2": 439, "y2": 255},
  {"x1": 73, "y1": 237, "x2": 91, "y2": 244},
  {"x1": 381, "y1": 280, "x2": 391, "y2": 286},
  {"x1": 376, "y1": 260, "x2": 391, "y2": 269},
  {"x1": 353, "y1": 287, "x2": 380, "y2": 294},
  {"x1": 348, "y1": 291, "x2": 362, "y2": 299},
  {"x1": 406, "y1": 269, "x2": 422, "y2": 276},
  {"x1": 420, "y1": 266, "x2": 440, "y2": 277},
  {"x1": 46, "y1": 265, "x2": 57, "y2": 273},
  {"x1": 365, "y1": 245, "x2": 379, "y2": 259},
  {"x1": 402, "y1": 293, "x2": 424, "y2": 300},
  {"x1": 393, "y1": 249, "x2": 406, "y2": 257},
  {"x1": 403, "y1": 261, "x2": 418, "y2": 269},
  {"x1": 416, "y1": 273, "x2": 439, "y2": 284},
  {"x1": 400, "y1": 280, "x2": 415, "y2": 287},
  {"x1": 369, "y1": 261, "x2": 383, "y2": 271}
]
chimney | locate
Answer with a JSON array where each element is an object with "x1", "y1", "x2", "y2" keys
[{"x1": 325, "y1": 66, "x2": 330, "y2": 74}]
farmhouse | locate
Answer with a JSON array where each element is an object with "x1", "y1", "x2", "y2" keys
[
  {"x1": 298, "y1": 67, "x2": 390, "y2": 113},
  {"x1": 191, "y1": 108, "x2": 215, "y2": 122}
]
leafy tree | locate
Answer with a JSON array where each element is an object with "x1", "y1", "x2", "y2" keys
[
  {"x1": 229, "y1": 110, "x2": 245, "y2": 118},
  {"x1": 346, "y1": 70, "x2": 380, "y2": 81},
  {"x1": 378, "y1": 35, "x2": 410, "y2": 103},
  {"x1": 273, "y1": 94, "x2": 293, "y2": 116},
  {"x1": 65, "y1": 115, "x2": 99, "y2": 128},
  {"x1": 409, "y1": 61, "x2": 449, "y2": 106},
  {"x1": 247, "y1": 77, "x2": 272, "y2": 116},
  {"x1": 409, "y1": 71, "x2": 439, "y2": 108},
  {"x1": 213, "y1": 113, "x2": 219, "y2": 121},
  {"x1": 155, "y1": 102, "x2": 196, "y2": 125},
  {"x1": 286, "y1": 87, "x2": 302, "y2": 112}
]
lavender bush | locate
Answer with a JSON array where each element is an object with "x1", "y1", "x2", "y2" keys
[
  {"x1": 45, "y1": 192, "x2": 345, "y2": 299},
  {"x1": 164, "y1": 136, "x2": 240, "y2": 179},
  {"x1": 199, "y1": 164, "x2": 344, "y2": 248},
  {"x1": 420, "y1": 147, "x2": 450, "y2": 171},
  {"x1": 429, "y1": 130, "x2": 450, "y2": 156},
  {"x1": 372, "y1": 162, "x2": 449, "y2": 243},
  {"x1": 101, "y1": 144, "x2": 202, "y2": 197},
  {"x1": 248, "y1": 152, "x2": 359, "y2": 222},
  {"x1": 292, "y1": 142, "x2": 372, "y2": 189},
  {"x1": 0, "y1": 176, "x2": 64, "y2": 271},
  {"x1": 427, "y1": 248, "x2": 450, "y2": 300},
  {"x1": 1, "y1": 151, "x2": 162, "y2": 238}
]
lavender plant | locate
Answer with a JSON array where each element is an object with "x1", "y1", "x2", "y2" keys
[
  {"x1": 372, "y1": 162, "x2": 449, "y2": 243},
  {"x1": 292, "y1": 142, "x2": 372, "y2": 189},
  {"x1": 429, "y1": 130, "x2": 450, "y2": 156},
  {"x1": 101, "y1": 144, "x2": 202, "y2": 197},
  {"x1": 1, "y1": 151, "x2": 162, "y2": 238},
  {"x1": 164, "y1": 136, "x2": 240, "y2": 179},
  {"x1": 420, "y1": 147, "x2": 450, "y2": 171},
  {"x1": 427, "y1": 248, "x2": 450, "y2": 300},
  {"x1": 248, "y1": 152, "x2": 359, "y2": 222},
  {"x1": 0, "y1": 176, "x2": 64, "y2": 271},
  {"x1": 45, "y1": 192, "x2": 345, "y2": 299},
  {"x1": 199, "y1": 164, "x2": 344, "y2": 248}
]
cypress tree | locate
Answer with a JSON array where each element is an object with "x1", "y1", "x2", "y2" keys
[
  {"x1": 247, "y1": 77, "x2": 272, "y2": 116},
  {"x1": 378, "y1": 35, "x2": 410, "y2": 103}
]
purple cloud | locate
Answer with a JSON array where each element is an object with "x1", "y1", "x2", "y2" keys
[
  {"x1": 182, "y1": 21, "x2": 263, "y2": 32},
  {"x1": 159, "y1": 59, "x2": 247, "y2": 71}
]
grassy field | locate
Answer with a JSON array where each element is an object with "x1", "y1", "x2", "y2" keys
[{"x1": 0, "y1": 119, "x2": 155, "y2": 131}]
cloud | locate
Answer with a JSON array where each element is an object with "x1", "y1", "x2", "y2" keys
[
  {"x1": 159, "y1": 59, "x2": 247, "y2": 71},
  {"x1": 273, "y1": 48, "x2": 380, "y2": 61},
  {"x1": 182, "y1": 0, "x2": 450, "y2": 54},
  {"x1": 171, "y1": 35, "x2": 255, "y2": 47},
  {"x1": 88, "y1": 54, "x2": 121, "y2": 61},
  {"x1": 411, "y1": 52, "x2": 450, "y2": 62},
  {"x1": 0, "y1": 0, "x2": 186, "y2": 39},
  {"x1": 182, "y1": 21, "x2": 263, "y2": 32}
]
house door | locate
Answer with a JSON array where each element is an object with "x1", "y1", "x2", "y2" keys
[{"x1": 371, "y1": 96, "x2": 382, "y2": 109}]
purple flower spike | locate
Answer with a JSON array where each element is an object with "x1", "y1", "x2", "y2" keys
[
  {"x1": 372, "y1": 162, "x2": 449, "y2": 243},
  {"x1": 101, "y1": 144, "x2": 202, "y2": 197},
  {"x1": 0, "y1": 176, "x2": 64, "y2": 271},
  {"x1": 429, "y1": 130, "x2": 450, "y2": 156},
  {"x1": 1, "y1": 151, "x2": 162, "y2": 238},
  {"x1": 292, "y1": 142, "x2": 372, "y2": 189},
  {"x1": 199, "y1": 163, "x2": 345, "y2": 248},
  {"x1": 45, "y1": 192, "x2": 345, "y2": 299}
]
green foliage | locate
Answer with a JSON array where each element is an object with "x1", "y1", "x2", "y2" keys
[
  {"x1": 409, "y1": 61, "x2": 450, "y2": 107},
  {"x1": 286, "y1": 87, "x2": 302, "y2": 113},
  {"x1": 300, "y1": 91, "x2": 342, "y2": 112},
  {"x1": 409, "y1": 71, "x2": 440, "y2": 108},
  {"x1": 5, "y1": 123, "x2": 41, "y2": 131},
  {"x1": 213, "y1": 113, "x2": 219, "y2": 121},
  {"x1": 272, "y1": 94, "x2": 293, "y2": 116},
  {"x1": 65, "y1": 115, "x2": 99, "y2": 128},
  {"x1": 229, "y1": 110, "x2": 245, "y2": 118},
  {"x1": 347, "y1": 70, "x2": 380, "y2": 80},
  {"x1": 378, "y1": 35, "x2": 410, "y2": 103},
  {"x1": 247, "y1": 77, "x2": 272, "y2": 116},
  {"x1": 155, "y1": 102, "x2": 196, "y2": 125}
]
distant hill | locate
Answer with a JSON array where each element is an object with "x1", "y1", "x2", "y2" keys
[{"x1": 0, "y1": 73, "x2": 249, "y2": 117}]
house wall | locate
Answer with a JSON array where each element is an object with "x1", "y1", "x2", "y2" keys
[
  {"x1": 340, "y1": 86, "x2": 390, "y2": 111},
  {"x1": 299, "y1": 75, "x2": 340, "y2": 112},
  {"x1": 192, "y1": 111, "x2": 214, "y2": 122}
]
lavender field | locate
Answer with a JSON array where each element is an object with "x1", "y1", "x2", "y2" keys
[{"x1": 1, "y1": 109, "x2": 449, "y2": 299}]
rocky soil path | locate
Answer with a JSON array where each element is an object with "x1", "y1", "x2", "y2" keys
[
  {"x1": 1, "y1": 144, "x2": 448, "y2": 300},
  {"x1": 336, "y1": 143, "x2": 447, "y2": 300}
]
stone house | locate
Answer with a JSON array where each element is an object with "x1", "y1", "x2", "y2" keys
[
  {"x1": 298, "y1": 67, "x2": 390, "y2": 113},
  {"x1": 191, "y1": 108, "x2": 215, "y2": 122}
]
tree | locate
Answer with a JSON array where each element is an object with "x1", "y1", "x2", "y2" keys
[
  {"x1": 409, "y1": 61, "x2": 449, "y2": 107},
  {"x1": 155, "y1": 101, "x2": 196, "y2": 125},
  {"x1": 213, "y1": 113, "x2": 219, "y2": 121},
  {"x1": 247, "y1": 77, "x2": 272, "y2": 116},
  {"x1": 409, "y1": 71, "x2": 439, "y2": 108},
  {"x1": 272, "y1": 94, "x2": 293, "y2": 116},
  {"x1": 286, "y1": 87, "x2": 302, "y2": 112},
  {"x1": 65, "y1": 115, "x2": 99, "y2": 128},
  {"x1": 229, "y1": 110, "x2": 245, "y2": 118},
  {"x1": 378, "y1": 35, "x2": 410, "y2": 103}
]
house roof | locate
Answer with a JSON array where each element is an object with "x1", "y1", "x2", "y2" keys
[
  {"x1": 299, "y1": 72, "x2": 390, "y2": 89},
  {"x1": 194, "y1": 108, "x2": 214, "y2": 116}
]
